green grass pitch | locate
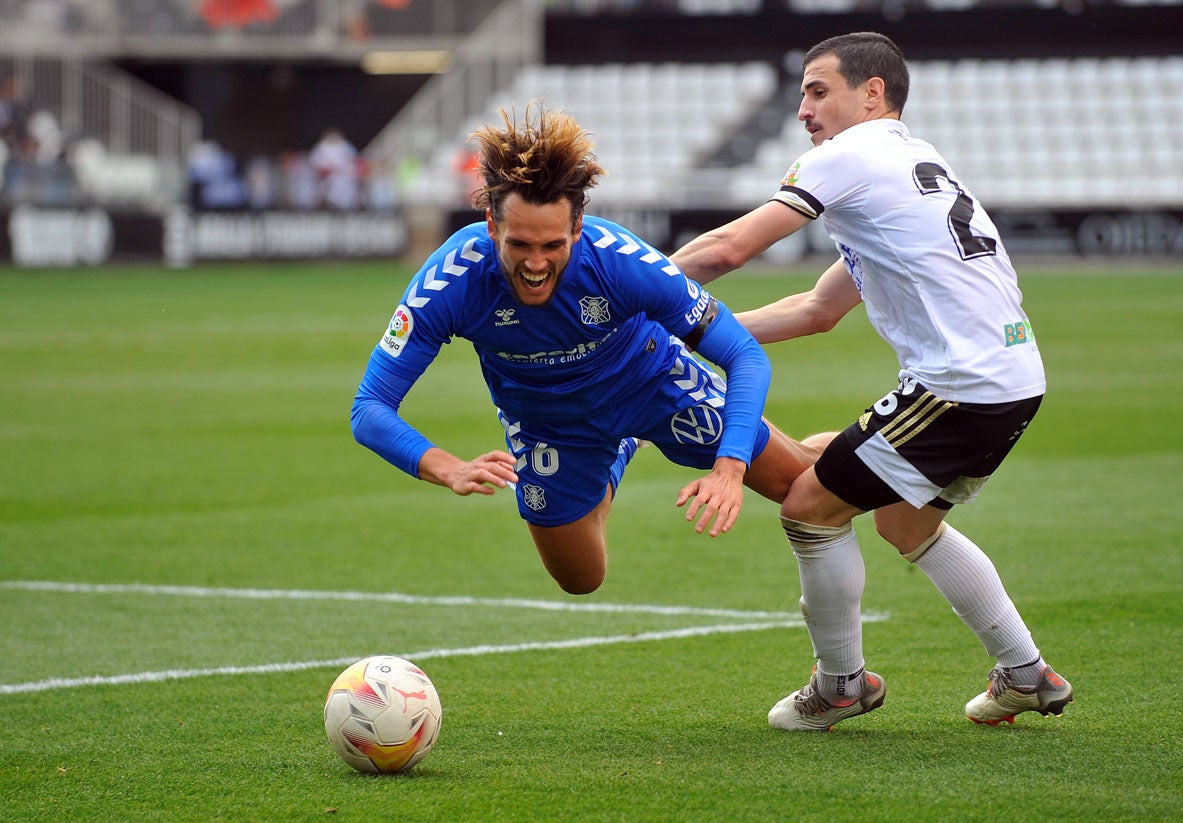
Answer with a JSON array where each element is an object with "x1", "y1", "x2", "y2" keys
[{"x1": 1, "y1": 259, "x2": 1181, "y2": 821}]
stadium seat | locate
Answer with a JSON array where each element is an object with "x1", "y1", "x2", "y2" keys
[{"x1": 423, "y1": 55, "x2": 1181, "y2": 211}]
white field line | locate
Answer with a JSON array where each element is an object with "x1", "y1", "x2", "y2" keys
[
  {"x1": 0, "y1": 580, "x2": 804, "y2": 620},
  {"x1": 0, "y1": 621, "x2": 809, "y2": 695},
  {"x1": 0, "y1": 580, "x2": 890, "y2": 695}
]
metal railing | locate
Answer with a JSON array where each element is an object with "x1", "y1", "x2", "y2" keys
[
  {"x1": 361, "y1": 0, "x2": 544, "y2": 202},
  {"x1": 1, "y1": 52, "x2": 201, "y2": 207}
]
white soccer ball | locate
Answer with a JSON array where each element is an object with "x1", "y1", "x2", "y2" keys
[{"x1": 324, "y1": 655, "x2": 443, "y2": 774}]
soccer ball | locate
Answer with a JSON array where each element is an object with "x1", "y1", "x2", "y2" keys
[{"x1": 324, "y1": 655, "x2": 443, "y2": 774}]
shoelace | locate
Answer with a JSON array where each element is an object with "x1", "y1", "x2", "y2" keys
[
  {"x1": 795, "y1": 672, "x2": 870, "y2": 713},
  {"x1": 987, "y1": 665, "x2": 1050, "y2": 697},
  {"x1": 794, "y1": 682, "x2": 835, "y2": 715},
  {"x1": 986, "y1": 666, "x2": 1015, "y2": 697}
]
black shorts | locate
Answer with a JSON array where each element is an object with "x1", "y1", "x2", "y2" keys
[{"x1": 815, "y1": 378, "x2": 1042, "y2": 512}]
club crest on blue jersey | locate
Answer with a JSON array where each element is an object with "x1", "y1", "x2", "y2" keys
[
  {"x1": 381, "y1": 305, "x2": 414, "y2": 358},
  {"x1": 579, "y1": 295, "x2": 611, "y2": 325},
  {"x1": 521, "y1": 484, "x2": 547, "y2": 511}
]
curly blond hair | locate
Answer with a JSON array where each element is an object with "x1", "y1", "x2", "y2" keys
[{"x1": 469, "y1": 103, "x2": 605, "y2": 224}]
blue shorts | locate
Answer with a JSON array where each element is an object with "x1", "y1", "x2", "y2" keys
[{"x1": 498, "y1": 346, "x2": 772, "y2": 527}]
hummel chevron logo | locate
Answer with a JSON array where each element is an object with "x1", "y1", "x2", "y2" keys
[
  {"x1": 407, "y1": 238, "x2": 484, "y2": 307},
  {"x1": 499, "y1": 417, "x2": 527, "y2": 468},
  {"x1": 671, "y1": 358, "x2": 710, "y2": 402},
  {"x1": 459, "y1": 237, "x2": 484, "y2": 262},
  {"x1": 592, "y1": 226, "x2": 617, "y2": 248},
  {"x1": 639, "y1": 241, "x2": 680, "y2": 275},
  {"x1": 590, "y1": 225, "x2": 640, "y2": 255},
  {"x1": 591, "y1": 226, "x2": 681, "y2": 275},
  {"x1": 422, "y1": 266, "x2": 446, "y2": 291},
  {"x1": 616, "y1": 234, "x2": 641, "y2": 255},
  {"x1": 639, "y1": 243, "x2": 663, "y2": 264}
]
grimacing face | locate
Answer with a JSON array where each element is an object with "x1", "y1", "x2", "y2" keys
[
  {"x1": 487, "y1": 193, "x2": 582, "y2": 307},
  {"x1": 798, "y1": 54, "x2": 872, "y2": 146}
]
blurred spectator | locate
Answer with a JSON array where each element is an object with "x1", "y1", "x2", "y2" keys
[
  {"x1": 139, "y1": 131, "x2": 402, "y2": 214},
  {"x1": 1, "y1": 77, "x2": 34, "y2": 202},
  {"x1": 36, "y1": 149, "x2": 79, "y2": 205},
  {"x1": 188, "y1": 139, "x2": 247, "y2": 209},
  {"x1": 0, "y1": 77, "x2": 31, "y2": 154},
  {"x1": 344, "y1": 0, "x2": 413, "y2": 39},
  {"x1": 245, "y1": 154, "x2": 279, "y2": 209},
  {"x1": 453, "y1": 146, "x2": 483, "y2": 203},
  {"x1": 280, "y1": 151, "x2": 318, "y2": 209},
  {"x1": 199, "y1": 0, "x2": 279, "y2": 29},
  {"x1": 27, "y1": 109, "x2": 63, "y2": 165},
  {"x1": 309, "y1": 127, "x2": 360, "y2": 210},
  {"x1": 22, "y1": 108, "x2": 79, "y2": 204},
  {"x1": 362, "y1": 157, "x2": 398, "y2": 211},
  {"x1": 1, "y1": 141, "x2": 35, "y2": 202}
]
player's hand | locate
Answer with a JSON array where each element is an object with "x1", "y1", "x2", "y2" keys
[
  {"x1": 419, "y1": 447, "x2": 518, "y2": 496},
  {"x1": 450, "y1": 450, "x2": 518, "y2": 496},
  {"x1": 675, "y1": 456, "x2": 747, "y2": 537}
]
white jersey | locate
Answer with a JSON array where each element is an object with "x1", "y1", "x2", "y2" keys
[{"x1": 772, "y1": 119, "x2": 1045, "y2": 404}]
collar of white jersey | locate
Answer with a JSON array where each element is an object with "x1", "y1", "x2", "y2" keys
[{"x1": 826, "y1": 117, "x2": 910, "y2": 146}]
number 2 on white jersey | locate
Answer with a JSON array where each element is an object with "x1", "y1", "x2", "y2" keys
[{"x1": 912, "y1": 162, "x2": 998, "y2": 261}]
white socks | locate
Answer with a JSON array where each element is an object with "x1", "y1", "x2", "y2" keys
[
  {"x1": 912, "y1": 523, "x2": 1040, "y2": 670},
  {"x1": 785, "y1": 518, "x2": 1042, "y2": 691},
  {"x1": 788, "y1": 526, "x2": 866, "y2": 679}
]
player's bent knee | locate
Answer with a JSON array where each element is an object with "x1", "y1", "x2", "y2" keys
[
  {"x1": 539, "y1": 548, "x2": 606, "y2": 595},
  {"x1": 553, "y1": 573, "x2": 604, "y2": 596},
  {"x1": 801, "y1": 431, "x2": 839, "y2": 451},
  {"x1": 900, "y1": 522, "x2": 947, "y2": 563},
  {"x1": 779, "y1": 516, "x2": 853, "y2": 550}
]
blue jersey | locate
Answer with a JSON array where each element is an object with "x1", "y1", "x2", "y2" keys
[{"x1": 352, "y1": 216, "x2": 770, "y2": 479}]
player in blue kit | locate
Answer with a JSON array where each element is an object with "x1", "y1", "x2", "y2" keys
[{"x1": 352, "y1": 105, "x2": 820, "y2": 596}]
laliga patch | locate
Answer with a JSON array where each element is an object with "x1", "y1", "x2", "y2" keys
[
  {"x1": 780, "y1": 161, "x2": 802, "y2": 188},
  {"x1": 381, "y1": 304, "x2": 414, "y2": 358}
]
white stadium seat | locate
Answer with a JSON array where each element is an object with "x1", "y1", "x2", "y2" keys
[{"x1": 437, "y1": 56, "x2": 1182, "y2": 210}]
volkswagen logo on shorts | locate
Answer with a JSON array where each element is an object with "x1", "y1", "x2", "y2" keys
[{"x1": 671, "y1": 405, "x2": 722, "y2": 445}]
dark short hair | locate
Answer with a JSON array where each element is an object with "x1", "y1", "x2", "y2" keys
[
  {"x1": 469, "y1": 103, "x2": 605, "y2": 225},
  {"x1": 804, "y1": 32, "x2": 910, "y2": 114}
]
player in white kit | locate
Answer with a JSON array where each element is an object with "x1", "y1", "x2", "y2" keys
[{"x1": 672, "y1": 32, "x2": 1073, "y2": 730}]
